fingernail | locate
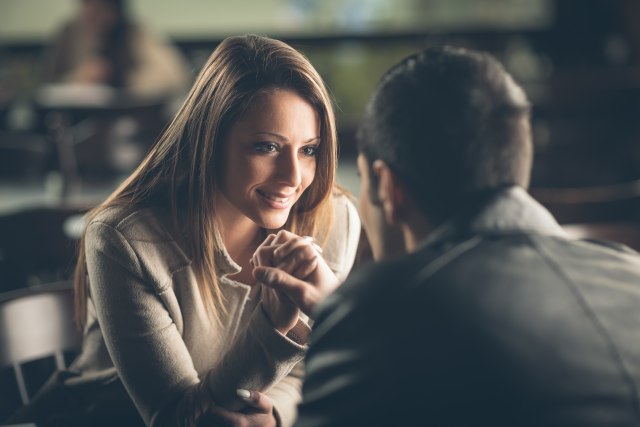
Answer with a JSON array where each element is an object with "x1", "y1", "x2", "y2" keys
[
  {"x1": 237, "y1": 389, "x2": 251, "y2": 400},
  {"x1": 303, "y1": 236, "x2": 323, "y2": 254}
]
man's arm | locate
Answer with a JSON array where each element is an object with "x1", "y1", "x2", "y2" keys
[{"x1": 292, "y1": 267, "x2": 389, "y2": 427}]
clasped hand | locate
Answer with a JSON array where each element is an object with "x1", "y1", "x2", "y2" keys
[
  {"x1": 252, "y1": 230, "x2": 339, "y2": 330},
  {"x1": 216, "y1": 231, "x2": 337, "y2": 426}
]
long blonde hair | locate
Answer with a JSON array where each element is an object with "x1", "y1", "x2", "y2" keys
[{"x1": 74, "y1": 35, "x2": 338, "y2": 327}]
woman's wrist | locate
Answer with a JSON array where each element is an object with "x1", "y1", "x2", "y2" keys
[{"x1": 261, "y1": 301, "x2": 297, "y2": 335}]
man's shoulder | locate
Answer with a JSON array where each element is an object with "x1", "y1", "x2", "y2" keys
[
  {"x1": 322, "y1": 231, "x2": 640, "y2": 317},
  {"x1": 344, "y1": 252, "x2": 425, "y2": 291},
  {"x1": 336, "y1": 235, "x2": 484, "y2": 296},
  {"x1": 316, "y1": 247, "x2": 438, "y2": 317}
]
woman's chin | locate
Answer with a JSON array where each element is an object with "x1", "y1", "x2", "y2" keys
[{"x1": 258, "y1": 214, "x2": 290, "y2": 231}]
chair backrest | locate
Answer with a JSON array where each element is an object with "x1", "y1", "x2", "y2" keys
[
  {"x1": 562, "y1": 222, "x2": 640, "y2": 252},
  {"x1": 530, "y1": 180, "x2": 640, "y2": 224},
  {"x1": 531, "y1": 181, "x2": 640, "y2": 251},
  {"x1": 0, "y1": 131, "x2": 50, "y2": 182},
  {"x1": 0, "y1": 206, "x2": 89, "y2": 292},
  {"x1": 0, "y1": 282, "x2": 80, "y2": 405}
]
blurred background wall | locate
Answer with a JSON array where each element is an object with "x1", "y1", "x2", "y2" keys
[
  {"x1": 0, "y1": 0, "x2": 552, "y2": 40},
  {"x1": 2, "y1": 0, "x2": 639, "y2": 189},
  {"x1": 3, "y1": 1, "x2": 640, "y2": 419},
  {"x1": 0, "y1": 0, "x2": 640, "y2": 419},
  {"x1": 1, "y1": 0, "x2": 640, "y2": 288}
]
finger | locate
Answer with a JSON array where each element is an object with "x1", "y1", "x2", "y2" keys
[
  {"x1": 275, "y1": 242, "x2": 318, "y2": 273},
  {"x1": 292, "y1": 256, "x2": 319, "y2": 279},
  {"x1": 274, "y1": 234, "x2": 322, "y2": 259},
  {"x1": 262, "y1": 233, "x2": 277, "y2": 246},
  {"x1": 271, "y1": 229, "x2": 297, "y2": 245},
  {"x1": 252, "y1": 234, "x2": 277, "y2": 267},
  {"x1": 253, "y1": 246, "x2": 272, "y2": 268},
  {"x1": 236, "y1": 389, "x2": 273, "y2": 414},
  {"x1": 254, "y1": 266, "x2": 311, "y2": 312},
  {"x1": 273, "y1": 235, "x2": 308, "y2": 260},
  {"x1": 303, "y1": 236, "x2": 323, "y2": 255}
]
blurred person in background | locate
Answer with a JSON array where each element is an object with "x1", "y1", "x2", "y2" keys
[
  {"x1": 6, "y1": 34, "x2": 360, "y2": 427},
  {"x1": 45, "y1": 0, "x2": 190, "y2": 98},
  {"x1": 40, "y1": 0, "x2": 192, "y2": 179},
  {"x1": 255, "y1": 45, "x2": 640, "y2": 426}
]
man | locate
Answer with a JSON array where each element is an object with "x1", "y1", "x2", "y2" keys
[{"x1": 254, "y1": 46, "x2": 640, "y2": 426}]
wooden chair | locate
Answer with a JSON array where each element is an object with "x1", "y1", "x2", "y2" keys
[
  {"x1": 531, "y1": 181, "x2": 640, "y2": 252},
  {"x1": 562, "y1": 222, "x2": 640, "y2": 252},
  {"x1": 0, "y1": 282, "x2": 80, "y2": 419},
  {"x1": 530, "y1": 180, "x2": 640, "y2": 224},
  {"x1": 35, "y1": 85, "x2": 169, "y2": 199},
  {"x1": 0, "y1": 206, "x2": 89, "y2": 292},
  {"x1": 0, "y1": 131, "x2": 51, "y2": 182}
]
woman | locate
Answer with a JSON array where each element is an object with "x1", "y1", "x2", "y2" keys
[
  {"x1": 12, "y1": 35, "x2": 360, "y2": 427},
  {"x1": 46, "y1": 0, "x2": 189, "y2": 97},
  {"x1": 44, "y1": 0, "x2": 191, "y2": 177}
]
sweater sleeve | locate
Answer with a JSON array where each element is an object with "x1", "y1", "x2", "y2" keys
[
  {"x1": 267, "y1": 360, "x2": 305, "y2": 427},
  {"x1": 264, "y1": 194, "x2": 361, "y2": 426},
  {"x1": 203, "y1": 304, "x2": 309, "y2": 411},
  {"x1": 322, "y1": 194, "x2": 361, "y2": 282},
  {"x1": 85, "y1": 221, "x2": 306, "y2": 426}
]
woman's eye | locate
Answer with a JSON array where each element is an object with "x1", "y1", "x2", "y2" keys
[
  {"x1": 254, "y1": 142, "x2": 278, "y2": 153},
  {"x1": 301, "y1": 145, "x2": 319, "y2": 157}
]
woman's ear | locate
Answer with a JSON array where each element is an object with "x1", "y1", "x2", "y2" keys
[{"x1": 372, "y1": 160, "x2": 406, "y2": 225}]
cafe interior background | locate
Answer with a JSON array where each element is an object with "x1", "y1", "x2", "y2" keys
[{"x1": 1, "y1": 0, "x2": 640, "y2": 418}]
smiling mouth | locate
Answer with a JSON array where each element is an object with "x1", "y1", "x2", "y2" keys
[{"x1": 256, "y1": 189, "x2": 295, "y2": 209}]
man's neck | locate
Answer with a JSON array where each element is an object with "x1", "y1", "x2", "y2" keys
[{"x1": 402, "y1": 212, "x2": 432, "y2": 253}]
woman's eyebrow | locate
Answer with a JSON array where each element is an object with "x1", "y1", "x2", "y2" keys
[
  {"x1": 251, "y1": 131, "x2": 287, "y2": 141},
  {"x1": 251, "y1": 132, "x2": 321, "y2": 143}
]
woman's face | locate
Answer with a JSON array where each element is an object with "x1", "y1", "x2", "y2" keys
[{"x1": 218, "y1": 89, "x2": 320, "y2": 230}]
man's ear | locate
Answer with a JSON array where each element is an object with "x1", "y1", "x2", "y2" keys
[{"x1": 372, "y1": 160, "x2": 405, "y2": 225}]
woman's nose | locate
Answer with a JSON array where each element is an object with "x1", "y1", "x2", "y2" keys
[{"x1": 276, "y1": 149, "x2": 302, "y2": 187}]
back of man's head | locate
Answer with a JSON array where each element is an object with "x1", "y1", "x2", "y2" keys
[{"x1": 358, "y1": 45, "x2": 533, "y2": 224}]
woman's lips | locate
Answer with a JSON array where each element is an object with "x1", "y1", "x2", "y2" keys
[{"x1": 257, "y1": 189, "x2": 295, "y2": 209}]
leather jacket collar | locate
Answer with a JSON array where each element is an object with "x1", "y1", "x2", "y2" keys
[{"x1": 421, "y1": 186, "x2": 567, "y2": 250}]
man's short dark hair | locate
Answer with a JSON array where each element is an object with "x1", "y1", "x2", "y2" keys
[{"x1": 357, "y1": 45, "x2": 532, "y2": 224}]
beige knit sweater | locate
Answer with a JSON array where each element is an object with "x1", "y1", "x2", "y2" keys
[{"x1": 68, "y1": 194, "x2": 360, "y2": 426}]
